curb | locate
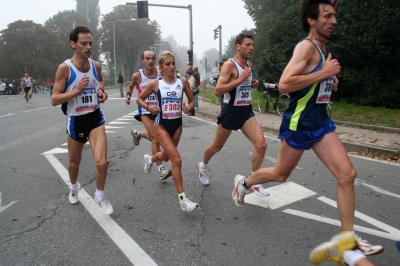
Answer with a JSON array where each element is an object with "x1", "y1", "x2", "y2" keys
[
  {"x1": 195, "y1": 109, "x2": 399, "y2": 158},
  {"x1": 333, "y1": 120, "x2": 400, "y2": 134}
]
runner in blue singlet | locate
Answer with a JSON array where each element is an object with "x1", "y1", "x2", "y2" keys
[{"x1": 232, "y1": 1, "x2": 382, "y2": 265}]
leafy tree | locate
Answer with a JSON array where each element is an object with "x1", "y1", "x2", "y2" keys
[
  {"x1": 99, "y1": 5, "x2": 161, "y2": 83},
  {"x1": 203, "y1": 48, "x2": 219, "y2": 70},
  {"x1": 76, "y1": 0, "x2": 101, "y2": 59},
  {"x1": 0, "y1": 20, "x2": 63, "y2": 82},
  {"x1": 44, "y1": 10, "x2": 90, "y2": 62}
]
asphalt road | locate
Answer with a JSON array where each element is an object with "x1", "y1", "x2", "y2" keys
[{"x1": 0, "y1": 90, "x2": 399, "y2": 266}]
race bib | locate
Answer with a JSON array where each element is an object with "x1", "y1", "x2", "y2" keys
[
  {"x1": 145, "y1": 92, "x2": 158, "y2": 107},
  {"x1": 234, "y1": 85, "x2": 251, "y2": 106},
  {"x1": 161, "y1": 97, "x2": 181, "y2": 119},
  {"x1": 316, "y1": 77, "x2": 333, "y2": 104},
  {"x1": 75, "y1": 87, "x2": 98, "y2": 112}
]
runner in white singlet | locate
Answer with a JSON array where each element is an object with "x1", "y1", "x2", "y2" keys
[{"x1": 125, "y1": 50, "x2": 172, "y2": 181}]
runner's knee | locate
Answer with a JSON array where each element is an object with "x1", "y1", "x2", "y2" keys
[
  {"x1": 170, "y1": 156, "x2": 182, "y2": 168},
  {"x1": 337, "y1": 168, "x2": 357, "y2": 185},
  {"x1": 95, "y1": 158, "x2": 108, "y2": 170}
]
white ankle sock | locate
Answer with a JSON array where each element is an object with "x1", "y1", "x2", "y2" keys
[
  {"x1": 158, "y1": 165, "x2": 164, "y2": 172},
  {"x1": 95, "y1": 189, "x2": 104, "y2": 200},
  {"x1": 200, "y1": 162, "x2": 207, "y2": 169},
  {"x1": 342, "y1": 249, "x2": 365, "y2": 266},
  {"x1": 70, "y1": 183, "x2": 78, "y2": 191}
]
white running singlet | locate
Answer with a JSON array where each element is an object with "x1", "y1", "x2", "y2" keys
[
  {"x1": 137, "y1": 68, "x2": 161, "y2": 116},
  {"x1": 63, "y1": 58, "x2": 99, "y2": 116},
  {"x1": 223, "y1": 58, "x2": 252, "y2": 106}
]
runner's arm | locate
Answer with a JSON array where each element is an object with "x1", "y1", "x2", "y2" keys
[
  {"x1": 182, "y1": 77, "x2": 195, "y2": 114},
  {"x1": 136, "y1": 79, "x2": 160, "y2": 115},
  {"x1": 51, "y1": 63, "x2": 87, "y2": 106},
  {"x1": 95, "y1": 61, "x2": 107, "y2": 103},
  {"x1": 215, "y1": 60, "x2": 249, "y2": 97},
  {"x1": 125, "y1": 72, "x2": 140, "y2": 105}
]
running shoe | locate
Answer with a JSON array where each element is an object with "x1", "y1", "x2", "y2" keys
[
  {"x1": 27, "y1": 102, "x2": 30, "y2": 107},
  {"x1": 356, "y1": 234, "x2": 384, "y2": 255},
  {"x1": 232, "y1": 174, "x2": 250, "y2": 207},
  {"x1": 130, "y1": 128, "x2": 141, "y2": 145},
  {"x1": 309, "y1": 230, "x2": 357, "y2": 264},
  {"x1": 159, "y1": 166, "x2": 172, "y2": 181},
  {"x1": 143, "y1": 154, "x2": 153, "y2": 174},
  {"x1": 197, "y1": 162, "x2": 210, "y2": 185},
  {"x1": 248, "y1": 184, "x2": 270, "y2": 197},
  {"x1": 69, "y1": 189, "x2": 79, "y2": 205},
  {"x1": 94, "y1": 195, "x2": 114, "y2": 215},
  {"x1": 179, "y1": 196, "x2": 198, "y2": 212}
]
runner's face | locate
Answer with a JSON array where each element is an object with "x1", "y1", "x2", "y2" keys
[
  {"x1": 71, "y1": 33, "x2": 93, "y2": 59},
  {"x1": 237, "y1": 38, "x2": 254, "y2": 60},
  {"x1": 315, "y1": 4, "x2": 337, "y2": 38},
  {"x1": 142, "y1": 52, "x2": 156, "y2": 71},
  {"x1": 161, "y1": 56, "x2": 176, "y2": 77}
]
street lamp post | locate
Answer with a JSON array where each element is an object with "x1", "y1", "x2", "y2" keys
[{"x1": 113, "y1": 19, "x2": 136, "y2": 87}]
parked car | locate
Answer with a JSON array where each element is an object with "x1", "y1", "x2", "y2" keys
[
  {"x1": 209, "y1": 73, "x2": 220, "y2": 86},
  {"x1": 0, "y1": 78, "x2": 14, "y2": 94}
]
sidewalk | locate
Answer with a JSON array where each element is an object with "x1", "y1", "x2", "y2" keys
[{"x1": 192, "y1": 96, "x2": 400, "y2": 158}]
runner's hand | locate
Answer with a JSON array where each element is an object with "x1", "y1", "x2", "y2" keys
[
  {"x1": 323, "y1": 53, "x2": 341, "y2": 78},
  {"x1": 182, "y1": 103, "x2": 190, "y2": 114},
  {"x1": 125, "y1": 95, "x2": 131, "y2": 105}
]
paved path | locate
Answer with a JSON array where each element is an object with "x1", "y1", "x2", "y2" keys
[{"x1": 190, "y1": 96, "x2": 400, "y2": 158}]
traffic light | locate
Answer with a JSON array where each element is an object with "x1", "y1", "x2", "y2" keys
[
  {"x1": 214, "y1": 28, "x2": 219, "y2": 40},
  {"x1": 137, "y1": 1, "x2": 149, "y2": 18},
  {"x1": 187, "y1": 50, "x2": 193, "y2": 63}
]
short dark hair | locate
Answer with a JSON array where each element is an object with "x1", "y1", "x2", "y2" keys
[
  {"x1": 69, "y1": 26, "x2": 92, "y2": 43},
  {"x1": 301, "y1": 0, "x2": 332, "y2": 32},
  {"x1": 218, "y1": 62, "x2": 223, "y2": 66},
  {"x1": 186, "y1": 69, "x2": 193, "y2": 76},
  {"x1": 187, "y1": 62, "x2": 193, "y2": 66},
  {"x1": 235, "y1": 33, "x2": 254, "y2": 45}
]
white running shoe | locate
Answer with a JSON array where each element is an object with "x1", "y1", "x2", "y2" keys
[
  {"x1": 248, "y1": 184, "x2": 270, "y2": 197},
  {"x1": 94, "y1": 195, "x2": 114, "y2": 215},
  {"x1": 144, "y1": 154, "x2": 153, "y2": 174},
  {"x1": 179, "y1": 197, "x2": 198, "y2": 212},
  {"x1": 232, "y1": 175, "x2": 251, "y2": 207},
  {"x1": 69, "y1": 189, "x2": 79, "y2": 205},
  {"x1": 197, "y1": 162, "x2": 210, "y2": 185},
  {"x1": 27, "y1": 102, "x2": 30, "y2": 107},
  {"x1": 130, "y1": 128, "x2": 141, "y2": 145},
  {"x1": 159, "y1": 166, "x2": 172, "y2": 181},
  {"x1": 356, "y1": 234, "x2": 384, "y2": 255}
]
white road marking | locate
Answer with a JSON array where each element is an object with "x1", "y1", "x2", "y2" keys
[
  {"x1": 355, "y1": 179, "x2": 400, "y2": 199},
  {"x1": 0, "y1": 113, "x2": 15, "y2": 118},
  {"x1": 108, "y1": 121, "x2": 131, "y2": 125},
  {"x1": 105, "y1": 131, "x2": 117, "y2": 134},
  {"x1": 41, "y1": 147, "x2": 68, "y2": 155},
  {"x1": 44, "y1": 154, "x2": 157, "y2": 266},
  {"x1": 349, "y1": 154, "x2": 400, "y2": 167},
  {"x1": 116, "y1": 118, "x2": 135, "y2": 121},
  {"x1": 318, "y1": 196, "x2": 400, "y2": 236},
  {"x1": 105, "y1": 126, "x2": 124, "y2": 129},
  {"x1": 23, "y1": 107, "x2": 47, "y2": 113},
  {"x1": 282, "y1": 209, "x2": 400, "y2": 241},
  {"x1": 244, "y1": 182, "x2": 317, "y2": 209},
  {"x1": 0, "y1": 201, "x2": 18, "y2": 214}
]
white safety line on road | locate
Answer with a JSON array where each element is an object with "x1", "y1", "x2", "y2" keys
[
  {"x1": 349, "y1": 154, "x2": 400, "y2": 167},
  {"x1": 0, "y1": 113, "x2": 15, "y2": 118},
  {"x1": 318, "y1": 196, "x2": 400, "y2": 236},
  {"x1": 44, "y1": 154, "x2": 157, "y2": 266},
  {"x1": 282, "y1": 209, "x2": 400, "y2": 241},
  {"x1": 108, "y1": 121, "x2": 131, "y2": 125},
  {"x1": 23, "y1": 107, "x2": 47, "y2": 113},
  {"x1": 355, "y1": 179, "x2": 400, "y2": 200},
  {"x1": 0, "y1": 201, "x2": 17, "y2": 214}
]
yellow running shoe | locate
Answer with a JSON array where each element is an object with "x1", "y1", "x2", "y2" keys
[{"x1": 309, "y1": 230, "x2": 357, "y2": 264}]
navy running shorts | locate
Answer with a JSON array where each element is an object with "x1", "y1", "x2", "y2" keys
[
  {"x1": 217, "y1": 104, "x2": 255, "y2": 131},
  {"x1": 67, "y1": 108, "x2": 105, "y2": 143}
]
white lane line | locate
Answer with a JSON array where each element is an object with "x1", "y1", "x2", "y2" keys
[
  {"x1": 0, "y1": 113, "x2": 15, "y2": 118},
  {"x1": 44, "y1": 154, "x2": 157, "y2": 266},
  {"x1": 282, "y1": 209, "x2": 400, "y2": 241},
  {"x1": 318, "y1": 196, "x2": 400, "y2": 236},
  {"x1": 349, "y1": 155, "x2": 400, "y2": 167},
  {"x1": 23, "y1": 107, "x2": 47, "y2": 113},
  {"x1": 109, "y1": 121, "x2": 131, "y2": 125},
  {"x1": 0, "y1": 201, "x2": 17, "y2": 214},
  {"x1": 355, "y1": 179, "x2": 400, "y2": 199},
  {"x1": 116, "y1": 118, "x2": 135, "y2": 121}
]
